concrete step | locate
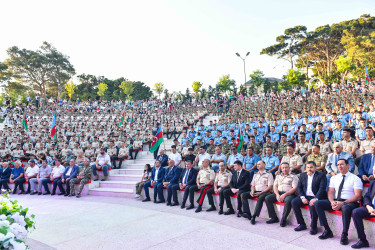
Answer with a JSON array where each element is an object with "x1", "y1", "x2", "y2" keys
[
  {"x1": 99, "y1": 180, "x2": 137, "y2": 189},
  {"x1": 110, "y1": 174, "x2": 139, "y2": 181},
  {"x1": 125, "y1": 164, "x2": 149, "y2": 169},
  {"x1": 89, "y1": 187, "x2": 133, "y2": 198},
  {"x1": 119, "y1": 169, "x2": 144, "y2": 175}
]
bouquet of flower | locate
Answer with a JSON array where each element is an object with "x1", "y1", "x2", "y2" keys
[{"x1": 0, "y1": 191, "x2": 35, "y2": 250}]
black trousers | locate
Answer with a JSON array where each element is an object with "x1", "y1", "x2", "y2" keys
[
  {"x1": 265, "y1": 192, "x2": 296, "y2": 220},
  {"x1": 51, "y1": 178, "x2": 61, "y2": 194},
  {"x1": 118, "y1": 156, "x2": 128, "y2": 168},
  {"x1": 181, "y1": 185, "x2": 193, "y2": 205},
  {"x1": 352, "y1": 206, "x2": 375, "y2": 241},
  {"x1": 57, "y1": 178, "x2": 71, "y2": 194},
  {"x1": 291, "y1": 196, "x2": 318, "y2": 228},
  {"x1": 223, "y1": 188, "x2": 248, "y2": 212},
  {"x1": 189, "y1": 185, "x2": 213, "y2": 206},
  {"x1": 315, "y1": 199, "x2": 359, "y2": 234},
  {"x1": 206, "y1": 186, "x2": 229, "y2": 209},
  {"x1": 0, "y1": 179, "x2": 10, "y2": 191},
  {"x1": 110, "y1": 156, "x2": 118, "y2": 168},
  {"x1": 170, "y1": 184, "x2": 181, "y2": 203},
  {"x1": 14, "y1": 178, "x2": 26, "y2": 192},
  {"x1": 153, "y1": 146, "x2": 160, "y2": 159},
  {"x1": 241, "y1": 191, "x2": 272, "y2": 217}
]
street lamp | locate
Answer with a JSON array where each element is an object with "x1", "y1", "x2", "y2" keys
[{"x1": 236, "y1": 52, "x2": 250, "y2": 85}]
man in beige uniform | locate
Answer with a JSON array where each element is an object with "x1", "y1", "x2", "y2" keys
[
  {"x1": 316, "y1": 132, "x2": 333, "y2": 156},
  {"x1": 307, "y1": 145, "x2": 327, "y2": 173},
  {"x1": 241, "y1": 160, "x2": 274, "y2": 224},
  {"x1": 356, "y1": 127, "x2": 375, "y2": 166},
  {"x1": 295, "y1": 132, "x2": 312, "y2": 161},
  {"x1": 341, "y1": 128, "x2": 358, "y2": 157},
  {"x1": 281, "y1": 145, "x2": 303, "y2": 174},
  {"x1": 117, "y1": 142, "x2": 129, "y2": 169},
  {"x1": 206, "y1": 162, "x2": 232, "y2": 212},
  {"x1": 265, "y1": 162, "x2": 298, "y2": 227}
]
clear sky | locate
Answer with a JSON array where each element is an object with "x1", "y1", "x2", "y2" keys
[{"x1": 0, "y1": 0, "x2": 374, "y2": 92}]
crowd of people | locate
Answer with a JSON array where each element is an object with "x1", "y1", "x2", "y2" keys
[{"x1": 1, "y1": 81, "x2": 375, "y2": 248}]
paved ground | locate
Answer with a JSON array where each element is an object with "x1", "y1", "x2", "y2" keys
[{"x1": 15, "y1": 195, "x2": 362, "y2": 250}]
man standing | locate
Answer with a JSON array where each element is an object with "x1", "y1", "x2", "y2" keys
[
  {"x1": 314, "y1": 159, "x2": 363, "y2": 245},
  {"x1": 206, "y1": 162, "x2": 232, "y2": 213},
  {"x1": 241, "y1": 160, "x2": 274, "y2": 225},
  {"x1": 291, "y1": 161, "x2": 327, "y2": 234},
  {"x1": 143, "y1": 160, "x2": 165, "y2": 202},
  {"x1": 223, "y1": 160, "x2": 250, "y2": 216},
  {"x1": 171, "y1": 160, "x2": 197, "y2": 207},
  {"x1": 265, "y1": 162, "x2": 298, "y2": 227}
]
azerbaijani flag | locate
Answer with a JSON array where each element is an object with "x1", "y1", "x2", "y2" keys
[
  {"x1": 309, "y1": 128, "x2": 316, "y2": 133},
  {"x1": 118, "y1": 109, "x2": 125, "y2": 127},
  {"x1": 150, "y1": 127, "x2": 163, "y2": 153},
  {"x1": 50, "y1": 114, "x2": 57, "y2": 139},
  {"x1": 236, "y1": 125, "x2": 244, "y2": 153},
  {"x1": 130, "y1": 113, "x2": 134, "y2": 125},
  {"x1": 22, "y1": 110, "x2": 28, "y2": 132},
  {"x1": 366, "y1": 66, "x2": 370, "y2": 84}
]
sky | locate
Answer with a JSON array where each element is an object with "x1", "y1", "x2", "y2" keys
[{"x1": 0, "y1": 0, "x2": 374, "y2": 93}]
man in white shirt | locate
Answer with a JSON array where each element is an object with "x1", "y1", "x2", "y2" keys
[
  {"x1": 93, "y1": 148, "x2": 111, "y2": 181},
  {"x1": 22, "y1": 160, "x2": 39, "y2": 194},
  {"x1": 50, "y1": 159, "x2": 65, "y2": 195},
  {"x1": 195, "y1": 147, "x2": 211, "y2": 168},
  {"x1": 314, "y1": 158, "x2": 363, "y2": 245},
  {"x1": 168, "y1": 145, "x2": 182, "y2": 167}
]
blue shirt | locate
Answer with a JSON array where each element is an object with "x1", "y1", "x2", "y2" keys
[
  {"x1": 244, "y1": 154, "x2": 260, "y2": 170},
  {"x1": 270, "y1": 133, "x2": 280, "y2": 143},
  {"x1": 11, "y1": 167, "x2": 24, "y2": 178},
  {"x1": 211, "y1": 153, "x2": 226, "y2": 168},
  {"x1": 227, "y1": 154, "x2": 244, "y2": 165},
  {"x1": 355, "y1": 128, "x2": 366, "y2": 140},
  {"x1": 332, "y1": 129, "x2": 343, "y2": 141},
  {"x1": 262, "y1": 155, "x2": 280, "y2": 171}
]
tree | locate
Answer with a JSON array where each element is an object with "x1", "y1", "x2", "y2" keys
[
  {"x1": 192, "y1": 81, "x2": 203, "y2": 97},
  {"x1": 216, "y1": 75, "x2": 235, "y2": 96},
  {"x1": 132, "y1": 81, "x2": 152, "y2": 100},
  {"x1": 163, "y1": 89, "x2": 169, "y2": 100},
  {"x1": 184, "y1": 88, "x2": 191, "y2": 100},
  {"x1": 119, "y1": 81, "x2": 134, "y2": 100},
  {"x1": 335, "y1": 55, "x2": 354, "y2": 82},
  {"x1": 249, "y1": 70, "x2": 265, "y2": 87},
  {"x1": 207, "y1": 85, "x2": 215, "y2": 98},
  {"x1": 261, "y1": 25, "x2": 307, "y2": 69},
  {"x1": 284, "y1": 69, "x2": 306, "y2": 87},
  {"x1": 200, "y1": 88, "x2": 207, "y2": 98},
  {"x1": 65, "y1": 81, "x2": 76, "y2": 99},
  {"x1": 153, "y1": 82, "x2": 164, "y2": 99},
  {"x1": 97, "y1": 82, "x2": 108, "y2": 98}
]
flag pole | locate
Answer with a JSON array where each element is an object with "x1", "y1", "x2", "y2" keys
[{"x1": 163, "y1": 125, "x2": 166, "y2": 151}]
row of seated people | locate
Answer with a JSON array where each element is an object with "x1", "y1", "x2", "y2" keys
[{"x1": 136, "y1": 157, "x2": 375, "y2": 249}]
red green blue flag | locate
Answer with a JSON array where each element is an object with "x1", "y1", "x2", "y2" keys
[
  {"x1": 22, "y1": 110, "x2": 28, "y2": 132},
  {"x1": 50, "y1": 114, "x2": 57, "y2": 139},
  {"x1": 366, "y1": 66, "x2": 370, "y2": 84},
  {"x1": 150, "y1": 127, "x2": 163, "y2": 153}
]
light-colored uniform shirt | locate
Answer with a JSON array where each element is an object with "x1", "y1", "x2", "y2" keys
[
  {"x1": 275, "y1": 173, "x2": 298, "y2": 193},
  {"x1": 251, "y1": 171, "x2": 274, "y2": 192},
  {"x1": 197, "y1": 167, "x2": 215, "y2": 184},
  {"x1": 215, "y1": 170, "x2": 232, "y2": 186}
]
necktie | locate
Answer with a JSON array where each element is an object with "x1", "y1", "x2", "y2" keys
[
  {"x1": 237, "y1": 171, "x2": 241, "y2": 183},
  {"x1": 184, "y1": 169, "x2": 189, "y2": 184},
  {"x1": 369, "y1": 156, "x2": 375, "y2": 176},
  {"x1": 336, "y1": 175, "x2": 346, "y2": 201}
]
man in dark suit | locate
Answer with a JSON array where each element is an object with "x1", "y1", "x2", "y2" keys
[
  {"x1": 57, "y1": 159, "x2": 79, "y2": 196},
  {"x1": 0, "y1": 162, "x2": 12, "y2": 191},
  {"x1": 351, "y1": 175, "x2": 375, "y2": 248},
  {"x1": 156, "y1": 150, "x2": 169, "y2": 167},
  {"x1": 357, "y1": 144, "x2": 375, "y2": 183},
  {"x1": 291, "y1": 161, "x2": 327, "y2": 234},
  {"x1": 171, "y1": 160, "x2": 197, "y2": 207},
  {"x1": 164, "y1": 160, "x2": 182, "y2": 205},
  {"x1": 223, "y1": 160, "x2": 250, "y2": 216},
  {"x1": 143, "y1": 160, "x2": 165, "y2": 202}
]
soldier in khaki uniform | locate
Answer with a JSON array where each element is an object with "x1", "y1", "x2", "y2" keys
[
  {"x1": 316, "y1": 132, "x2": 333, "y2": 156},
  {"x1": 265, "y1": 162, "x2": 298, "y2": 227},
  {"x1": 355, "y1": 126, "x2": 375, "y2": 166},
  {"x1": 220, "y1": 137, "x2": 231, "y2": 156},
  {"x1": 262, "y1": 136, "x2": 277, "y2": 155},
  {"x1": 241, "y1": 160, "x2": 274, "y2": 224},
  {"x1": 276, "y1": 134, "x2": 289, "y2": 160},
  {"x1": 307, "y1": 145, "x2": 327, "y2": 173},
  {"x1": 187, "y1": 159, "x2": 215, "y2": 211},
  {"x1": 84, "y1": 144, "x2": 95, "y2": 159},
  {"x1": 248, "y1": 136, "x2": 262, "y2": 156},
  {"x1": 281, "y1": 145, "x2": 304, "y2": 174},
  {"x1": 295, "y1": 132, "x2": 312, "y2": 161},
  {"x1": 107, "y1": 142, "x2": 118, "y2": 168},
  {"x1": 206, "y1": 139, "x2": 216, "y2": 155},
  {"x1": 341, "y1": 128, "x2": 358, "y2": 156},
  {"x1": 206, "y1": 162, "x2": 232, "y2": 212}
]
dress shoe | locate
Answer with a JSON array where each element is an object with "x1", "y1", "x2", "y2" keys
[
  {"x1": 309, "y1": 228, "x2": 318, "y2": 235},
  {"x1": 318, "y1": 229, "x2": 333, "y2": 240},
  {"x1": 206, "y1": 206, "x2": 216, "y2": 212},
  {"x1": 64, "y1": 193, "x2": 69, "y2": 197},
  {"x1": 218, "y1": 209, "x2": 223, "y2": 215},
  {"x1": 30, "y1": 191, "x2": 37, "y2": 195},
  {"x1": 237, "y1": 212, "x2": 244, "y2": 218},
  {"x1": 76, "y1": 194, "x2": 81, "y2": 198},
  {"x1": 58, "y1": 192, "x2": 65, "y2": 196},
  {"x1": 38, "y1": 192, "x2": 42, "y2": 195},
  {"x1": 94, "y1": 178, "x2": 99, "y2": 181},
  {"x1": 224, "y1": 209, "x2": 235, "y2": 215},
  {"x1": 18, "y1": 191, "x2": 24, "y2": 195},
  {"x1": 43, "y1": 192, "x2": 51, "y2": 195},
  {"x1": 51, "y1": 193, "x2": 55, "y2": 196},
  {"x1": 166, "y1": 202, "x2": 171, "y2": 206},
  {"x1": 280, "y1": 219, "x2": 287, "y2": 227},
  {"x1": 155, "y1": 200, "x2": 165, "y2": 204},
  {"x1": 142, "y1": 198, "x2": 151, "y2": 202},
  {"x1": 294, "y1": 224, "x2": 307, "y2": 231},
  {"x1": 340, "y1": 233, "x2": 349, "y2": 245},
  {"x1": 250, "y1": 216, "x2": 256, "y2": 225},
  {"x1": 12, "y1": 190, "x2": 17, "y2": 194},
  {"x1": 186, "y1": 204, "x2": 195, "y2": 210},
  {"x1": 68, "y1": 194, "x2": 72, "y2": 197},
  {"x1": 180, "y1": 203, "x2": 186, "y2": 209},
  {"x1": 240, "y1": 213, "x2": 251, "y2": 220},
  {"x1": 351, "y1": 240, "x2": 370, "y2": 249},
  {"x1": 266, "y1": 217, "x2": 279, "y2": 224},
  {"x1": 195, "y1": 206, "x2": 202, "y2": 213},
  {"x1": 171, "y1": 202, "x2": 179, "y2": 206}
]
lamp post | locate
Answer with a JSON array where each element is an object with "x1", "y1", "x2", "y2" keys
[{"x1": 236, "y1": 52, "x2": 250, "y2": 85}]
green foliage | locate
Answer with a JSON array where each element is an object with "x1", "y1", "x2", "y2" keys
[
  {"x1": 200, "y1": 88, "x2": 207, "y2": 98},
  {"x1": 192, "y1": 81, "x2": 203, "y2": 96},
  {"x1": 119, "y1": 81, "x2": 134, "y2": 100},
  {"x1": 97, "y1": 82, "x2": 108, "y2": 97},
  {"x1": 184, "y1": 88, "x2": 191, "y2": 100},
  {"x1": 216, "y1": 74, "x2": 235, "y2": 96},
  {"x1": 153, "y1": 82, "x2": 164, "y2": 99},
  {"x1": 249, "y1": 70, "x2": 265, "y2": 87},
  {"x1": 65, "y1": 81, "x2": 76, "y2": 99},
  {"x1": 163, "y1": 88, "x2": 169, "y2": 100}
]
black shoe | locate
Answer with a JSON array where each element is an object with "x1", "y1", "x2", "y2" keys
[
  {"x1": 237, "y1": 212, "x2": 244, "y2": 218},
  {"x1": 94, "y1": 178, "x2": 99, "y2": 181},
  {"x1": 351, "y1": 240, "x2": 370, "y2": 249},
  {"x1": 266, "y1": 217, "x2": 279, "y2": 224},
  {"x1": 224, "y1": 209, "x2": 235, "y2": 215},
  {"x1": 68, "y1": 194, "x2": 72, "y2": 197},
  {"x1": 186, "y1": 204, "x2": 195, "y2": 210},
  {"x1": 310, "y1": 228, "x2": 318, "y2": 235},
  {"x1": 58, "y1": 192, "x2": 65, "y2": 196},
  {"x1": 180, "y1": 203, "x2": 186, "y2": 209},
  {"x1": 206, "y1": 206, "x2": 216, "y2": 212},
  {"x1": 38, "y1": 192, "x2": 42, "y2": 195},
  {"x1": 12, "y1": 190, "x2": 17, "y2": 194},
  {"x1": 142, "y1": 198, "x2": 151, "y2": 202},
  {"x1": 51, "y1": 193, "x2": 55, "y2": 196},
  {"x1": 240, "y1": 213, "x2": 251, "y2": 220},
  {"x1": 218, "y1": 209, "x2": 223, "y2": 215},
  {"x1": 30, "y1": 191, "x2": 37, "y2": 195},
  {"x1": 18, "y1": 191, "x2": 24, "y2": 195},
  {"x1": 64, "y1": 193, "x2": 69, "y2": 197},
  {"x1": 250, "y1": 216, "x2": 256, "y2": 225},
  {"x1": 76, "y1": 194, "x2": 81, "y2": 198},
  {"x1": 341, "y1": 233, "x2": 349, "y2": 245},
  {"x1": 171, "y1": 202, "x2": 179, "y2": 206},
  {"x1": 101, "y1": 179, "x2": 106, "y2": 181},
  {"x1": 294, "y1": 224, "x2": 307, "y2": 231},
  {"x1": 195, "y1": 206, "x2": 202, "y2": 213},
  {"x1": 280, "y1": 219, "x2": 287, "y2": 227},
  {"x1": 318, "y1": 229, "x2": 334, "y2": 240},
  {"x1": 166, "y1": 202, "x2": 171, "y2": 206},
  {"x1": 155, "y1": 200, "x2": 165, "y2": 204},
  {"x1": 43, "y1": 192, "x2": 51, "y2": 195}
]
